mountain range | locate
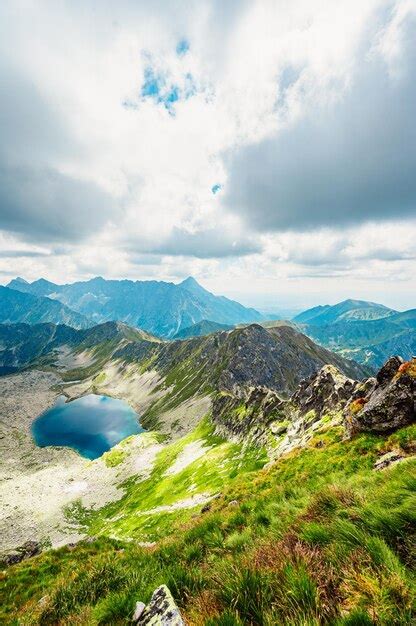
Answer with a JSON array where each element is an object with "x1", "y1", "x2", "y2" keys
[
  {"x1": 0, "y1": 286, "x2": 91, "y2": 330},
  {"x1": 293, "y1": 299, "x2": 416, "y2": 368},
  {"x1": 6, "y1": 276, "x2": 262, "y2": 338},
  {"x1": 2, "y1": 280, "x2": 415, "y2": 368},
  {"x1": 0, "y1": 320, "x2": 369, "y2": 393}
]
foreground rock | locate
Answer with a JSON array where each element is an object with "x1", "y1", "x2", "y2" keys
[
  {"x1": 345, "y1": 357, "x2": 416, "y2": 435},
  {"x1": 1, "y1": 540, "x2": 42, "y2": 567},
  {"x1": 133, "y1": 585, "x2": 184, "y2": 625}
]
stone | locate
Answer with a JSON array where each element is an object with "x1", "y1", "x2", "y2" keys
[
  {"x1": 374, "y1": 450, "x2": 405, "y2": 471},
  {"x1": 1, "y1": 540, "x2": 42, "y2": 567},
  {"x1": 376, "y1": 356, "x2": 403, "y2": 386},
  {"x1": 228, "y1": 500, "x2": 239, "y2": 507},
  {"x1": 136, "y1": 585, "x2": 184, "y2": 625},
  {"x1": 291, "y1": 365, "x2": 356, "y2": 419},
  {"x1": 133, "y1": 601, "x2": 146, "y2": 622}
]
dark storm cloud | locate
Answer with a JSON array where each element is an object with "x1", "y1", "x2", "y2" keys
[
  {"x1": 225, "y1": 12, "x2": 416, "y2": 232},
  {"x1": 0, "y1": 67, "x2": 117, "y2": 243},
  {"x1": 0, "y1": 165, "x2": 116, "y2": 243}
]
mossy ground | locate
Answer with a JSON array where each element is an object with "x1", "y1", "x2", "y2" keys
[{"x1": 1, "y1": 424, "x2": 415, "y2": 625}]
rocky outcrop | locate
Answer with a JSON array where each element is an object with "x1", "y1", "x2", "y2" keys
[
  {"x1": 133, "y1": 585, "x2": 184, "y2": 625},
  {"x1": 212, "y1": 385, "x2": 286, "y2": 443},
  {"x1": 212, "y1": 364, "x2": 355, "y2": 446},
  {"x1": 345, "y1": 357, "x2": 416, "y2": 435},
  {"x1": 291, "y1": 365, "x2": 356, "y2": 418},
  {"x1": 0, "y1": 540, "x2": 42, "y2": 567}
]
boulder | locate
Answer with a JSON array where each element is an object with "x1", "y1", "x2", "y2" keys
[
  {"x1": 345, "y1": 357, "x2": 415, "y2": 435},
  {"x1": 134, "y1": 585, "x2": 184, "y2": 625},
  {"x1": 376, "y1": 356, "x2": 403, "y2": 385}
]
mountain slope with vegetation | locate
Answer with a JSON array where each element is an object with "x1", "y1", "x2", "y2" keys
[
  {"x1": 293, "y1": 299, "x2": 396, "y2": 325},
  {"x1": 1, "y1": 354, "x2": 415, "y2": 625},
  {"x1": 173, "y1": 319, "x2": 234, "y2": 339},
  {"x1": 7, "y1": 276, "x2": 263, "y2": 338}
]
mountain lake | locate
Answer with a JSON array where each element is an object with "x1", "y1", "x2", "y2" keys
[{"x1": 31, "y1": 394, "x2": 143, "y2": 460}]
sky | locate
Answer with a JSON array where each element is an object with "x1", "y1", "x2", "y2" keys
[{"x1": 0, "y1": 0, "x2": 415, "y2": 311}]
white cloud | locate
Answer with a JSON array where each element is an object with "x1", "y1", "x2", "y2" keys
[{"x1": 0, "y1": 0, "x2": 414, "y2": 309}]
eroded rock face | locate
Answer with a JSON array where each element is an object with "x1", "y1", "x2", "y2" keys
[
  {"x1": 291, "y1": 364, "x2": 356, "y2": 418},
  {"x1": 345, "y1": 357, "x2": 416, "y2": 436},
  {"x1": 134, "y1": 585, "x2": 184, "y2": 625},
  {"x1": 212, "y1": 365, "x2": 354, "y2": 446}
]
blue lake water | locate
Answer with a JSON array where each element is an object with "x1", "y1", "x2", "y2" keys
[{"x1": 31, "y1": 394, "x2": 143, "y2": 460}]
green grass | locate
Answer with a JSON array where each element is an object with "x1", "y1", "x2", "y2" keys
[
  {"x1": 1, "y1": 425, "x2": 415, "y2": 625},
  {"x1": 77, "y1": 415, "x2": 268, "y2": 542}
]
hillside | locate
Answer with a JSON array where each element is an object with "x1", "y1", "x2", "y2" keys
[
  {"x1": 0, "y1": 321, "x2": 159, "y2": 373},
  {"x1": 7, "y1": 276, "x2": 263, "y2": 338},
  {"x1": 0, "y1": 321, "x2": 370, "y2": 398},
  {"x1": 0, "y1": 286, "x2": 91, "y2": 330},
  {"x1": 1, "y1": 351, "x2": 415, "y2": 624}
]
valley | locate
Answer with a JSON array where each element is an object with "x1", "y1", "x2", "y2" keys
[{"x1": 0, "y1": 320, "x2": 369, "y2": 554}]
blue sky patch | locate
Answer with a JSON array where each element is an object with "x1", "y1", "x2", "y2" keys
[
  {"x1": 141, "y1": 67, "x2": 164, "y2": 98},
  {"x1": 176, "y1": 39, "x2": 190, "y2": 56},
  {"x1": 140, "y1": 63, "x2": 198, "y2": 113}
]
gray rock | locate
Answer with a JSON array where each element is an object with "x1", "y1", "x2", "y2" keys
[
  {"x1": 291, "y1": 364, "x2": 356, "y2": 418},
  {"x1": 376, "y1": 356, "x2": 403, "y2": 385},
  {"x1": 135, "y1": 585, "x2": 184, "y2": 625},
  {"x1": 345, "y1": 357, "x2": 415, "y2": 435},
  {"x1": 1, "y1": 540, "x2": 42, "y2": 567}
]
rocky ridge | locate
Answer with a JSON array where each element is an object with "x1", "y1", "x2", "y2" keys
[{"x1": 212, "y1": 358, "x2": 416, "y2": 458}]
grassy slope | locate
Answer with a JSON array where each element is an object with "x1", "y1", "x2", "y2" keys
[
  {"x1": 72, "y1": 416, "x2": 267, "y2": 542},
  {"x1": 1, "y1": 424, "x2": 415, "y2": 625}
]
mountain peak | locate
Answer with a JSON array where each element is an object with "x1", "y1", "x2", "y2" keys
[
  {"x1": 180, "y1": 276, "x2": 200, "y2": 287},
  {"x1": 179, "y1": 276, "x2": 207, "y2": 294}
]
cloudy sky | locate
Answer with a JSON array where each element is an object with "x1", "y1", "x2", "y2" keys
[{"x1": 0, "y1": 0, "x2": 415, "y2": 311}]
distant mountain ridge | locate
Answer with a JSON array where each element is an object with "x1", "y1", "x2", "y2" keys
[
  {"x1": 293, "y1": 299, "x2": 416, "y2": 367},
  {"x1": 0, "y1": 320, "x2": 370, "y2": 392},
  {"x1": 293, "y1": 299, "x2": 395, "y2": 325},
  {"x1": 0, "y1": 286, "x2": 91, "y2": 330},
  {"x1": 7, "y1": 276, "x2": 263, "y2": 338}
]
